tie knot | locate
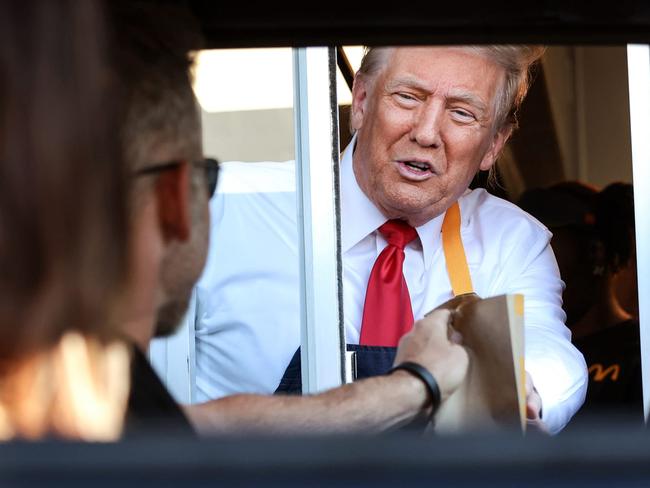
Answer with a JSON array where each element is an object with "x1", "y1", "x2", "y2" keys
[{"x1": 379, "y1": 220, "x2": 418, "y2": 250}]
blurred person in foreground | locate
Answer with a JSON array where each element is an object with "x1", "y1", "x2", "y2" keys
[
  {"x1": 519, "y1": 182, "x2": 642, "y2": 423},
  {"x1": 112, "y1": 4, "x2": 468, "y2": 436},
  {"x1": 0, "y1": 0, "x2": 131, "y2": 439}
]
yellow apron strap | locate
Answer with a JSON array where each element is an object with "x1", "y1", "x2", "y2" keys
[{"x1": 442, "y1": 201, "x2": 474, "y2": 296}]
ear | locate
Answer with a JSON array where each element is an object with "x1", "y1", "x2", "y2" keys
[
  {"x1": 350, "y1": 75, "x2": 370, "y2": 131},
  {"x1": 479, "y1": 125, "x2": 513, "y2": 171},
  {"x1": 154, "y1": 162, "x2": 191, "y2": 242}
]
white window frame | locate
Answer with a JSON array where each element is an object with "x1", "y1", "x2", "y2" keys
[
  {"x1": 627, "y1": 44, "x2": 650, "y2": 421},
  {"x1": 293, "y1": 46, "x2": 346, "y2": 394}
]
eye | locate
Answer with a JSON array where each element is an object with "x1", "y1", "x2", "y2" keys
[
  {"x1": 397, "y1": 92, "x2": 416, "y2": 101},
  {"x1": 393, "y1": 92, "x2": 419, "y2": 107},
  {"x1": 450, "y1": 108, "x2": 476, "y2": 122}
]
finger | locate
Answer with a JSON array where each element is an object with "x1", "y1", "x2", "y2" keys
[
  {"x1": 526, "y1": 390, "x2": 542, "y2": 419},
  {"x1": 526, "y1": 400, "x2": 541, "y2": 420},
  {"x1": 418, "y1": 309, "x2": 453, "y2": 341},
  {"x1": 447, "y1": 325, "x2": 463, "y2": 345}
]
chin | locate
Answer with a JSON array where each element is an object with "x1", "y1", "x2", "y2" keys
[
  {"x1": 384, "y1": 192, "x2": 443, "y2": 221},
  {"x1": 153, "y1": 321, "x2": 182, "y2": 338},
  {"x1": 154, "y1": 298, "x2": 189, "y2": 338}
]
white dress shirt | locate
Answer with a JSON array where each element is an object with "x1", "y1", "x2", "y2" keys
[{"x1": 195, "y1": 146, "x2": 588, "y2": 434}]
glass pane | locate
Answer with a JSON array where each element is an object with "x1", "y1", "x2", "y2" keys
[
  {"x1": 177, "y1": 47, "x2": 345, "y2": 401},
  {"x1": 193, "y1": 48, "x2": 302, "y2": 402}
]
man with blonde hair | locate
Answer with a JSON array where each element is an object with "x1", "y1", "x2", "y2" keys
[{"x1": 196, "y1": 45, "x2": 588, "y2": 434}]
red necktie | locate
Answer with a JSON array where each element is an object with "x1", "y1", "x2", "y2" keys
[{"x1": 360, "y1": 220, "x2": 418, "y2": 346}]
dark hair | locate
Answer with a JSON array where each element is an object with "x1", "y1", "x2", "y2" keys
[
  {"x1": 109, "y1": 1, "x2": 203, "y2": 174},
  {"x1": 595, "y1": 182, "x2": 635, "y2": 272},
  {"x1": 109, "y1": 2, "x2": 208, "y2": 339},
  {"x1": 518, "y1": 181, "x2": 635, "y2": 273},
  {"x1": 0, "y1": 0, "x2": 128, "y2": 363}
]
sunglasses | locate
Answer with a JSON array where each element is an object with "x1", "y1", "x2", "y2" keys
[{"x1": 135, "y1": 158, "x2": 220, "y2": 198}]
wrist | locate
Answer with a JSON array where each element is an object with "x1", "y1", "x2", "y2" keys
[
  {"x1": 390, "y1": 369, "x2": 430, "y2": 410},
  {"x1": 389, "y1": 361, "x2": 441, "y2": 424}
]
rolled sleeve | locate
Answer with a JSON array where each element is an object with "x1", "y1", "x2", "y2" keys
[{"x1": 511, "y1": 236, "x2": 588, "y2": 433}]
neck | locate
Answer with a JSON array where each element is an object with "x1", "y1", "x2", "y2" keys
[
  {"x1": 111, "y1": 286, "x2": 158, "y2": 351},
  {"x1": 119, "y1": 315, "x2": 156, "y2": 352}
]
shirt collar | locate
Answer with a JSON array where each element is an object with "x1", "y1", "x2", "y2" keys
[
  {"x1": 341, "y1": 134, "x2": 385, "y2": 253},
  {"x1": 415, "y1": 212, "x2": 444, "y2": 272},
  {"x1": 341, "y1": 134, "x2": 445, "y2": 271}
]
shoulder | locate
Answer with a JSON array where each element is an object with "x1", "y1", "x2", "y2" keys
[
  {"x1": 460, "y1": 188, "x2": 551, "y2": 242},
  {"x1": 458, "y1": 188, "x2": 554, "y2": 270},
  {"x1": 125, "y1": 345, "x2": 196, "y2": 437},
  {"x1": 461, "y1": 188, "x2": 547, "y2": 231},
  {"x1": 576, "y1": 320, "x2": 641, "y2": 350}
]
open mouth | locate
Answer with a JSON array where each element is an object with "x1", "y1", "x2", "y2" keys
[{"x1": 399, "y1": 160, "x2": 433, "y2": 173}]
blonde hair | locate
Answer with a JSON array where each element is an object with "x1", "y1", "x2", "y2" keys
[{"x1": 357, "y1": 45, "x2": 546, "y2": 130}]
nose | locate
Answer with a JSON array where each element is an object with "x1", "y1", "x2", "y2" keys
[{"x1": 409, "y1": 99, "x2": 443, "y2": 148}]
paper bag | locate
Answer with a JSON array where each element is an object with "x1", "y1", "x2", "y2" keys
[{"x1": 432, "y1": 293, "x2": 526, "y2": 433}]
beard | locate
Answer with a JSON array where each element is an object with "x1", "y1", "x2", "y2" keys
[
  {"x1": 154, "y1": 294, "x2": 191, "y2": 338},
  {"x1": 154, "y1": 184, "x2": 209, "y2": 339}
]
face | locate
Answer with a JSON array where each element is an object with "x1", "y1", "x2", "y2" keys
[
  {"x1": 155, "y1": 146, "x2": 211, "y2": 337},
  {"x1": 351, "y1": 47, "x2": 511, "y2": 227}
]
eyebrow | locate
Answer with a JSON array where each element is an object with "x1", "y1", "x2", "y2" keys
[
  {"x1": 385, "y1": 76, "x2": 429, "y2": 94},
  {"x1": 447, "y1": 91, "x2": 489, "y2": 116},
  {"x1": 386, "y1": 76, "x2": 490, "y2": 115}
]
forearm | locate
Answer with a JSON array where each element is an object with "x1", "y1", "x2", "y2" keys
[
  {"x1": 509, "y1": 240, "x2": 588, "y2": 432},
  {"x1": 526, "y1": 328, "x2": 588, "y2": 433},
  {"x1": 184, "y1": 371, "x2": 429, "y2": 436}
]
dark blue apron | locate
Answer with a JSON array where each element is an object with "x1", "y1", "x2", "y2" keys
[
  {"x1": 275, "y1": 344, "x2": 396, "y2": 394},
  {"x1": 275, "y1": 201, "x2": 473, "y2": 396}
]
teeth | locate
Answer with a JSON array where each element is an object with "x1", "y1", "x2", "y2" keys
[{"x1": 404, "y1": 161, "x2": 429, "y2": 171}]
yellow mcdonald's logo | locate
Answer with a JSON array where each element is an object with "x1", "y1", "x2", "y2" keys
[{"x1": 589, "y1": 363, "x2": 620, "y2": 382}]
